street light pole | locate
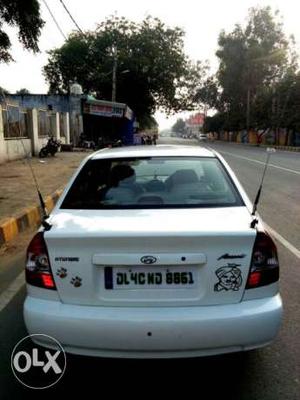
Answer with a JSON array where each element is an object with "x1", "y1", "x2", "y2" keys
[{"x1": 111, "y1": 47, "x2": 117, "y2": 102}]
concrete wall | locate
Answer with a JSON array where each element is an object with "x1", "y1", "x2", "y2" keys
[
  {"x1": 0, "y1": 104, "x2": 70, "y2": 163},
  {"x1": 7, "y1": 94, "x2": 81, "y2": 114},
  {"x1": 7, "y1": 94, "x2": 81, "y2": 145},
  {"x1": 3, "y1": 138, "x2": 32, "y2": 162},
  {"x1": 213, "y1": 128, "x2": 300, "y2": 146}
]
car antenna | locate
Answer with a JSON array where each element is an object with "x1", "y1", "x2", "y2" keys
[
  {"x1": 0, "y1": 88, "x2": 52, "y2": 231},
  {"x1": 24, "y1": 153, "x2": 52, "y2": 231},
  {"x1": 250, "y1": 147, "x2": 276, "y2": 229}
]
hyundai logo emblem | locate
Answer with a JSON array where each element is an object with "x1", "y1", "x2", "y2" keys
[{"x1": 140, "y1": 256, "x2": 157, "y2": 265}]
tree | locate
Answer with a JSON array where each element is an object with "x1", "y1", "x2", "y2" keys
[
  {"x1": 172, "y1": 118, "x2": 186, "y2": 134},
  {"x1": 0, "y1": 86, "x2": 9, "y2": 95},
  {"x1": 198, "y1": 6, "x2": 298, "y2": 136},
  {"x1": 43, "y1": 16, "x2": 204, "y2": 127},
  {"x1": 0, "y1": 0, "x2": 44, "y2": 62},
  {"x1": 274, "y1": 71, "x2": 300, "y2": 144},
  {"x1": 203, "y1": 113, "x2": 225, "y2": 134},
  {"x1": 141, "y1": 115, "x2": 158, "y2": 130},
  {"x1": 194, "y1": 75, "x2": 219, "y2": 110},
  {"x1": 16, "y1": 88, "x2": 30, "y2": 95}
]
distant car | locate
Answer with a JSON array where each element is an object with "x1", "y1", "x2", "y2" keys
[
  {"x1": 198, "y1": 133, "x2": 208, "y2": 142},
  {"x1": 24, "y1": 145, "x2": 282, "y2": 358}
]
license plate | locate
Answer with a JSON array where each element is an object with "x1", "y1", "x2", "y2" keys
[{"x1": 104, "y1": 266, "x2": 197, "y2": 290}]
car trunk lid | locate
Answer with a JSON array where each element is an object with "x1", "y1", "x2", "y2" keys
[{"x1": 45, "y1": 207, "x2": 255, "y2": 307}]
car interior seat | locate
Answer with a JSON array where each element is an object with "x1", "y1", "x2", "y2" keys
[
  {"x1": 145, "y1": 179, "x2": 166, "y2": 192},
  {"x1": 165, "y1": 169, "x2": 199, "y2": 191},
  {"x1": 202, "y1": 164, "x2": 225, "y2": 191}
]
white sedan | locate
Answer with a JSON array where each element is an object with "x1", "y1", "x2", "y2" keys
[{"x1": 24, "y1": 145, "x2": 282, "y2": 358}]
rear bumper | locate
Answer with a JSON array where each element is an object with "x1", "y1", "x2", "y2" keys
[{"x1": 24, "y1": 294, "x2": 282, "y2": 358}]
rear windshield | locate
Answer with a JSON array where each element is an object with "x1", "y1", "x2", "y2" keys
[{"x1": 61, "y1": 156, "x2": 244, "y2": 209}]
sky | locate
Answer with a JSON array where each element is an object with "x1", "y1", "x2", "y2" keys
[{"x1": 0, "y1": 0, "x2": 299, "y2": 129}]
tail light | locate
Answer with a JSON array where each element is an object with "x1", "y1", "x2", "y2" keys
[
  {"x1": 246, "y1": 231, "x2": 279, "y2": 289},
  {"x1": 25, "y1": 232, "x2": 56, "y2": 290}
]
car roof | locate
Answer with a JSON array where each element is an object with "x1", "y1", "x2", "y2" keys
[{"x1": 90, "y1": 145, "x2": 215, "y2": 160}]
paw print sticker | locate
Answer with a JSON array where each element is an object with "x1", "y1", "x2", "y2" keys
[
  {"x1": 70, "y1": 276, "x2": 82, "y2": 287},
  {"x1": 56, "y1": 267, "x2": 67, "y2": 278}
]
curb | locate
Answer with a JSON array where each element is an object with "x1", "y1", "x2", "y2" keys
[
  {"x1": 250, "y1": 144, "x2": 300, "y2": 152},
  {"x1": 0, "y1": 189, "x2": 63, "y2": 248},
  {"x1": 270, "y1": 145, "x2": 300, "y2": 152},
  {"x1": 214, "y1": 140, "x2": 300, "y2": 152}
]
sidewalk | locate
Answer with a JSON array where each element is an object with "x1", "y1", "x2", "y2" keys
[{"x1": 0, "y1": 151, "x2": 90, "y2": 247}]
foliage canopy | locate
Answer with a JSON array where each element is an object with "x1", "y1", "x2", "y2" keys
[
  {"x1": 0, "y1": 0, "x2": 44, "y2": 62},
  {"x1": 44, "y1": 16, "x2": 205, "y2": 127},
  {"x1": 197, "y1": 6, "x2": 299, "y2": 135}
]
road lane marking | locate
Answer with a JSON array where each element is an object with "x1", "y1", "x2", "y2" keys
[
  {"x1": 264, "y1": 223, "x2": 300, "y2": 259},
  {"x1": 0, "y1": 271, "x2": 25, "y2": 313},
  {"x1": 217, "y1": 150, "x2": 300, "y2": 175}
]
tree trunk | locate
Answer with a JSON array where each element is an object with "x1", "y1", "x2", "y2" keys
[{"x1": 284, "y1": 129, "x2": 289, "y2": 146}]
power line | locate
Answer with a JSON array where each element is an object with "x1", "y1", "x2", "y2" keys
[
  {"x1": 43, "y1": 0, "x2": 120, "y2": 100},
  {"x1": 58, "y1": 0, "x2": 84, "y2": 34},
  {"x1": 42, "y1": 0, "x2": 67, "y2": 40},
  {"x1": 57, "y1": 0, "x2": 115, "y2": 64},
  {"x1": 58, "y1": 0, "x2": 110, "y2": 61}
]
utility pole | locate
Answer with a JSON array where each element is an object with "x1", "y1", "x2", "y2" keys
[{"x1": 111, "y1": 46, "x2": 117, "y2": 103}]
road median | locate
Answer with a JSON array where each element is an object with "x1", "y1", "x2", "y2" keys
[{"x1": 0, "y1": 189, "x2": 63, "y2": 248}]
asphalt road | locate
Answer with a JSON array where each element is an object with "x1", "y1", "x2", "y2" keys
[{"x1": 0, "y1": 138, "x2": 299, "y2": 399}]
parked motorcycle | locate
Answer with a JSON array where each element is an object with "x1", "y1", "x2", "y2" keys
[
  {"x1": 78, "y1": 133, "x2": 96, "y2": 150},
  {"x1": 107, "y1": 139, "x2": 122, "y2": 148},
  {"x1": 39, "y1": 137, "x2": 61, "y2": 158}
]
